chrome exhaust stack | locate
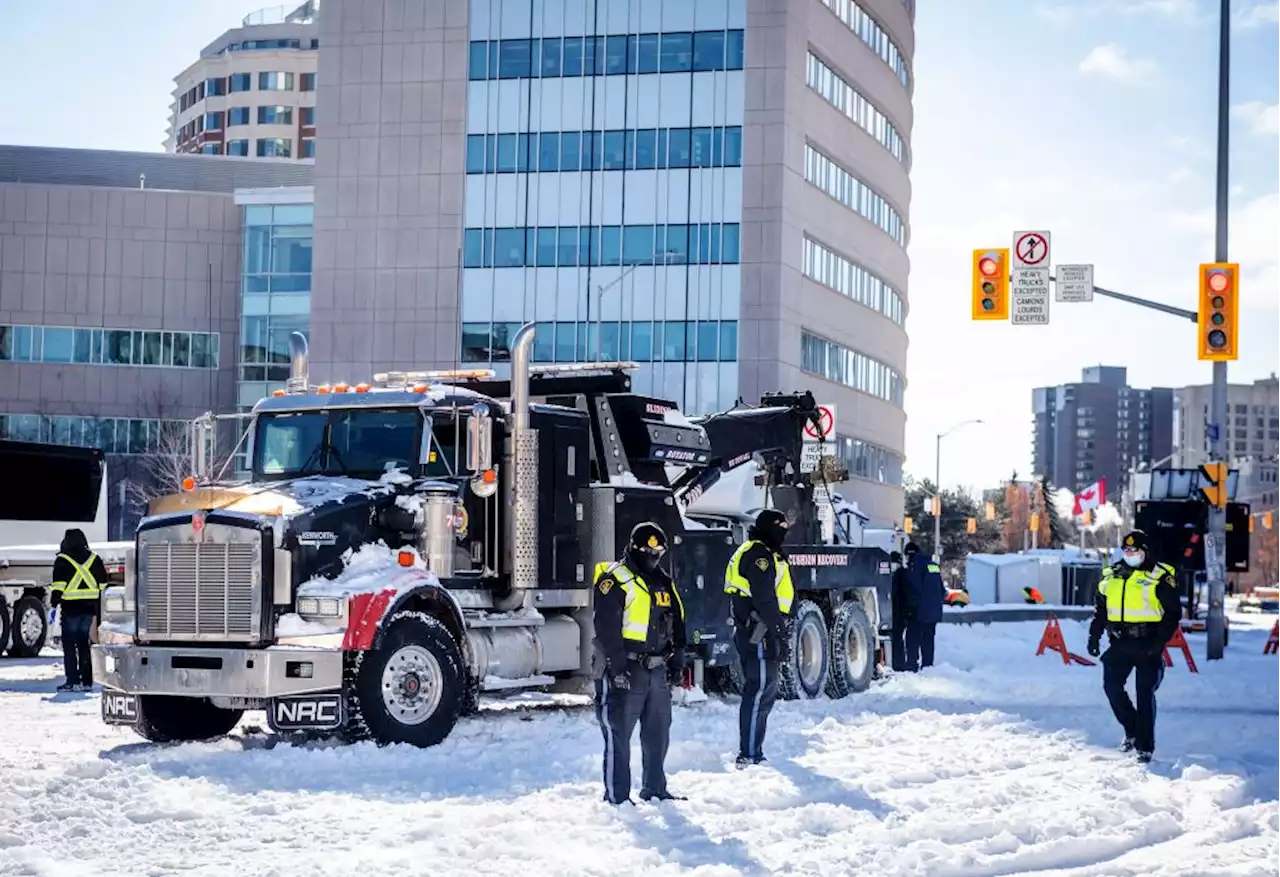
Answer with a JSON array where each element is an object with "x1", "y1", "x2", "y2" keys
[
  {"x1": 496, "y1": 322, "x2": 538, "y2": 612},
  {"x1": 286, "y1": 331, "x2": 309, "y2": 392}
]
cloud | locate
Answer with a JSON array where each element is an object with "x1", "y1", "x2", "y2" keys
[
  {"x1": 1078, "y1": 44, "x2": 1159, "y2": 83},
  {"x1": 1232, "y1": 100, "x2": 1280, "y2": 136},
  {"x1": 1038, "y1": 0, "x2": 1202, "y2": 25},
  {"x1": 1166, "y1": 191, "x2": 1280, "y2": 295},
  {"x1": 1233, "y1": 0, "x2": 1279, "y2": 29}
]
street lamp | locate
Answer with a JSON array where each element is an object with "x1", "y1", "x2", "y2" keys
[
  {"x1": 934, "y1": 418, "x2": 984, "y2": 562},
  {"x1": 594, "y1": 250, "x2": 680, "y2": 361}
]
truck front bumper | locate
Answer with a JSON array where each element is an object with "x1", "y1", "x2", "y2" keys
[{"x1": 91, "y1": 643, "x2": 345, "y2": 698}]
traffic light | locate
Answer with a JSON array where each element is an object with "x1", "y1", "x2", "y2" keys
[
  {"x1": 966, "y1": 517, "x2": 977, "y2": 534},
  {"x1": 903, "y1": 517, "x2": 914, "y2": 534},
  {"x1": 1197, "y1": 263, "x2": 1238, "y2": 361},
  {"x1": 972, "y1": 248, "x2": 1009, "y2": 320},
  {"x1": 984, "y1": 501, "x2": 996, "y2": 521},
  {"x1": 930, "y1": 495, "x2": 941, "y2": 516},
  {"x1": 1081, "y1": 509, "x2": 1093, "y2": 525},
  {"x1": 1029, "y1": 513, "x2": 1040, "y2": 532},
  {"x1": 1265, "y1": 511, "x2": 1274, "y2": 530},
  {"x1": 1198, "y1": 461, "x2": 1228, "y2": 508}
]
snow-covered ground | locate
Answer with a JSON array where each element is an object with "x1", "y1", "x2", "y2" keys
[{"x1": 1, "y1": 612, "x2": 1275, "y2": 877}]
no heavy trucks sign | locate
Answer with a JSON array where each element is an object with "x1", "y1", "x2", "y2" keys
[{"x1": 803, "y1": 405, "x2": 837, "y2": 443}]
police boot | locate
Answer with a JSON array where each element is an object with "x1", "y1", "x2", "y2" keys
[
  {"x1": 1119, "y1": 736, "x2": 1135, "y2": 753},
  {"x1": 1135, "y1": 750, "x2": 1153, "y2": 764},
  {"x1": 640, "y1": 790, "x2": 687, "y2": 802}
]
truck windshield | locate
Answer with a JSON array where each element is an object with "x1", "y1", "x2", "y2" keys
[{"x1": 253, "y1": 407, "x2": 423, "y2": 480}]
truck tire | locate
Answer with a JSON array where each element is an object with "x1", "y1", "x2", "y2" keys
[
  {"x1": 825, "y1": 601, "x2": 876, "y2": 698},
  {"x1": 779, "y1": 600, "x2": 829, "y2": 700},
  {"x1": 9, "y1": 596, "x2": 47, "y2": 658},
  {"x1": 134, "y1": 696, "x2": 244, "y2": 743},
  {"x1": 352, "y1": 610, "x2": 465, "y2": 748},
  {"x1": 0, "y1": 597, "x2": 9, "y2": 655}
]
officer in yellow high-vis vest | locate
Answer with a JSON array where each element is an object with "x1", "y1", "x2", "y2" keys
[
  {"x1": 592, "y1": 521, "x2": 688, "y2": 805},
  {"x1": 724, "y1": 509, "x2": 794, "y2": 767},
  {"x1": 50, "y1": 528, "x2": 108, "y2": 692},
  {"x1": 1086, "y1": 529, "x2": 1181, "y2": 763}
]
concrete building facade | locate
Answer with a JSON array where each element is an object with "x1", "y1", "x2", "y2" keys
[
  {"x1": 165, "y1": 2, "x2": 320, "y2": 159},
  {"x1": 0, "y1": 146, "x2": 312, "y2": 536},
  {"x1": 1174, "y1": 374, "x2": 1279, "y2": 509},
  {"x1": 307, "y1": 0, "x2": 915, "y2": 526},
  {"x1": 1032, "y1": 365, "x2": 1174, "y2": 494}
]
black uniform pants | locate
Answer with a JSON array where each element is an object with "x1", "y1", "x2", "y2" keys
[
  {"x1": 890, "y1": 618, "x2": 908, "y2": 672},
  {"x1": 595, "y1": 661, "x2": 671, "y2": 803},
  {"x1": 61, "y1": 611, "x2": 94, "y2": 686},
  {"x1": 736, "y1": 631, "x2": 780, "y2": 761},
  {"x1": 1102, "y1": 641, "x2": 1165, "y2": 753},
  {"x1": 905, "y1": 621, "x2": 936, "y2": 670}
]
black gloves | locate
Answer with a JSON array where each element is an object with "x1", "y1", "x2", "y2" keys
[
  {"x1": 610, "y1": 671, "x2": 632, "y2": 690},
  {"x1": 901, "y1": 604, "x2": 917, "y2": 623},
  {"x1": 773, "y1": 634, "x2": 792, "y2": 664},
  {"x1": 1087, "y1": 636, "x2": 1100, "y2": 657},
  {"x1": 667, "y1": 649, "x2": 687, "y2": 684}
]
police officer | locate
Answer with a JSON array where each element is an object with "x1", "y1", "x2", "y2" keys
[
  {"x1": 902, "y1": 542, "x2": 945, "y2": 671},
  {"x1": 50, "y1": 528, "x2": 107, "y2": 692},
  {"x1": 888, "y1": 550, "x2": 909, "y2": 671},
  {"x1": 724, "y1": 509, "x2": 794, "y2": 767},
  {"x1": 1086, "y1": 529, "x2": 1181, "y2": 763},
  {"x1": 592, "y1": 521, "x2": 688, "y2": 805}
]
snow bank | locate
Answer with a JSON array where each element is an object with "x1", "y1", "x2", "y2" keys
[{"x1": 296, "y1": 542, "x2": 438, "y2": 600}]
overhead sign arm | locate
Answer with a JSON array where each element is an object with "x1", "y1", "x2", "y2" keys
[{"x1": 1050, "y1": 275, "x2": 1198, "y2": 322}]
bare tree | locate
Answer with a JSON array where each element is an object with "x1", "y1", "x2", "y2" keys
[{"x1": 120, "y1": 390, "x2": 235, "y2": 518}]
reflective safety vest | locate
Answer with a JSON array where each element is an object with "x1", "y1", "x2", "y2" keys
[
  {"x1": 1099, "y1": 563, "x2": 1174, "y2": 624},
  {"x1": 724, "y1": 540, "x2": 794, "y2": 615},
  {"x1": 593, "y1": 561, "x2": 685, "y2": 642},
  {"x1": 53, "y1": 552, "x2": 102, "y2": 601}
]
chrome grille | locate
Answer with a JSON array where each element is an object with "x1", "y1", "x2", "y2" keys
[{"x1": 140, "y1": 528, "x2": 261, "y2": 642}]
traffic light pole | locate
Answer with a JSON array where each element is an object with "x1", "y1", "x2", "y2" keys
[{"x1": 1205, "y1": 0, "x2": 1231, "y2": 660}]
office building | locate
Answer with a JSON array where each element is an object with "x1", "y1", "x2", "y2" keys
[
  {"x1": 1174, "y1": 374, "x2": 1279, "y2": 508},
  {"x1": 1032, "y1": 365, "x2": 1174, "y2": 493},
  {"x1": 306, "y1": 0, "x2": 916, "y2": 525},
  {"x1": 165, "y1": 2, "x2": 320, "y2": 159},
  {"x1": 0, "y1": 145, "x2": 313, "y2": 536}
]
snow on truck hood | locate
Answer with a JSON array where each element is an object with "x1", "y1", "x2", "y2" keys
[
  {"x1": 146, "y1": 471, "x2": 426, "y2": 520},
  {"x1": 295, "y1": 542, "x2": 442, "y2": 600}
]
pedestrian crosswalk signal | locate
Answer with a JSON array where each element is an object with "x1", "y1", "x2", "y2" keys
[
  {"x1": 1197, "y1": 263, "x2": 1238, "y2": 361},
  {"x1": 966, "y1": 517, "x2": 977, "y2": 534},
  {"x1": 1264, "y1": 511, "x2": 1274, "y2": 530},
  {"x1": 903, "y1": 517, "x2": 914, "y2": 534},
  {"x1": 972, "y1": 248, "x2": 1010, "y2": 321},
  {"x1": 1198, "y1": 461, "x2": 1228, "y2": 509},
  {"x1": 984, "y1": 501, "x2": 996, "y2": 520}
]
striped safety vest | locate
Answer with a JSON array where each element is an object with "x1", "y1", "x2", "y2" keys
[
  {"x1": 1099, "y1": 562, "x2": 1175, "y2": 623},
  {"x1": 53, "y1": 552, "x2": 102, "y2": 602},
  {"x1": 724, "y1": 540, "x2": 794, "y2": 614},
  {"x1": 593, "y1": 561, "x2": 685, "y2": 642}
]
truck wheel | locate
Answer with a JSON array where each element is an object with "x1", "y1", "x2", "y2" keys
[
  {"x1": 779, "y1": 600, "x2": 829, "y2": 700},
  {"x1": 134, "y1": 696, "x2": 244, "y2": 743},
  {"x1": 9, "y1": 596, "x2": 47, "y2": 658},
  {"x1": 353, "y1": 610, "x2": 465, "y2": 748},
  {"x1": 825, "y1": 601, "x2": 876, "y2": 698},
  {"x1": 0, "y1": 597, "x2": 9, "y2": 655}
]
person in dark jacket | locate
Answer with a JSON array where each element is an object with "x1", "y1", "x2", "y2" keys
[
  {"x1": 889, "y1": 551, "x2": 909, "y2": 671},
  {"x1": 1086, "y1": 529, "x2": 1181, "y2": 763},
  {"x1": 724, "y1": 509, "x2": 794, "y2": 767},
  {"x1": 50, "y1": 528, "x2": 107, "y2": 692},
  {"x1": 902, "y1": 542, "x2": 945, "y2": 671},
  {"x1": 592, "y1": 521, "x2": 688, "y2": 805}
]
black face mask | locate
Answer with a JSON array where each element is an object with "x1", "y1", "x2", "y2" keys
[
  {"x1": 628, "y1": 548, "x2": 661, "y2": 574},
  {"x1": 757, "y1": 521, "x2": 788, "y2": 552}
]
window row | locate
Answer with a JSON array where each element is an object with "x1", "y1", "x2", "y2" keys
[
  {"x1": 204, "y1": 106, "x2": 315, "y2": 128},
  {"x1": 463, "y1": 224, "x2": 741, "y2": 268},
  {"x1": 205, "y1": 138, "x2": 312, "y2": 158},
  {"x1": 832, "y1": 434, "x2": 904, "y2": 485},
  {"x1": 461, "y1": 320, "x2": 739, "y2": 364},
  {"x1": 239, "y1": 314, "x2": 309, "y2": 383},
  {"x1": 469, "y1": 30, "x2": 745, "y2": 80},
  {"x1": 802, "y1": 237, "x2": 905, "y2": 326},
  {"x1": 806, "y1": 53, "x2": 906, "y2": 165},
  {"x1": 803, "y1": 144, "x2": 906, "y2": 246},
  {"x1": 218, "y1": 37, "x2": 319, "y2": 54},
  {"x1": 818, "y1": 0, "x2": 911, "y2": 88},
  {"x1": 800, "y1": 331, "x2": 903, "y2": 407},
  {"x1": 0, "y1": 324, "x2": 220, "y2": 369},
  {"x1": 0, "y1": 414, "x2": 189, "y2": 456},
  {"x1": 466, "y1": 126, "x2": 743, "y2": 174},
  {"x1": 184, "y1": 72, "x2": 314, "y2": 109}
]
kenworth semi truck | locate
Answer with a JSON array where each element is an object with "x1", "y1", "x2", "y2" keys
[{"x1": 92, "y1": 325, "x2": 891, "y2": 747}]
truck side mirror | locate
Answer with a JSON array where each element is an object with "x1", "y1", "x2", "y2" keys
[{"x1": 467, "y1": 403, "x2": 498, "y2": 498}]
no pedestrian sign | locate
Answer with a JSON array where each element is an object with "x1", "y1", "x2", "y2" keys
[
  {"x1": 1056, "y1": 264, "x2": 1094, "y2": 302},
  {"x1": 1012, "y1": 230, "x2": 1051, "y2": 269}
]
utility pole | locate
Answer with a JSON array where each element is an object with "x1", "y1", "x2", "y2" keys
[
  {"x1": 1205, "y1": 0, "x2": 1231, "y2": 659},
  {"x1": 934, "y1": 419, "x2": 983, "y2": 561}
]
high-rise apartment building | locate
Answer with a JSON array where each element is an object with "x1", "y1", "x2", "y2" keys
[
  {"x1": 306, "y1": 0, "x2": 915, "y2": 525},
  {"x1": 1032, "y1": 366, "x2": 1174, "y2": 493},
  {"x1": 1174, "y1": 374, "x2": 1279, "y2": 508},
  {"x1": 165, "y1": 2, "x2": 320, "y2": 159}
]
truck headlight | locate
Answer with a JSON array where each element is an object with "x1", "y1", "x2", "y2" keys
[{"x1": 296, "y1": 597, "x2": 344, "y2": 619}]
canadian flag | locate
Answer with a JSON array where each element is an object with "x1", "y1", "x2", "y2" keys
[{"x1": 1072, "y1": 478, "x2": 1107, "y2": 517}]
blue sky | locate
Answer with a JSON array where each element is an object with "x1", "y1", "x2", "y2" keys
[{"x1": 0, "y1": 1, "x2": 1276, "y2": 495}]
